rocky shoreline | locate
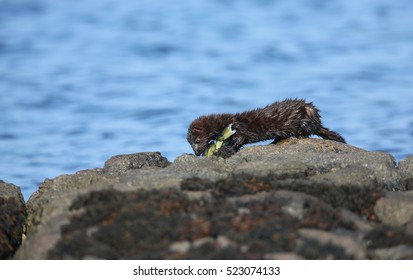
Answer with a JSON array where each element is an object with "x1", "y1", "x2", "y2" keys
[{"x1": 1, "y1": 139, "x2": 413, "y2": 259}]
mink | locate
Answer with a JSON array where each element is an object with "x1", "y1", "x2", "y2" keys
[{"x1": 187, "y1": 98, "x2": 346, "y2": 156}]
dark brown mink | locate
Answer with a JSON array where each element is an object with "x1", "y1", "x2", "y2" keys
[{"x1": 187, "y1": 98, "x2": 346, "y2": 156}]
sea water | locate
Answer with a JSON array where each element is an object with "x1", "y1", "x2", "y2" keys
[{"x1": 1, "y1": 0, "x2": 413, "y2": 200}]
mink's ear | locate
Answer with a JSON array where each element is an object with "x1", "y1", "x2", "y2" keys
[{"x1": 187, "y1": 125, "x2": 197, "y2": 143}]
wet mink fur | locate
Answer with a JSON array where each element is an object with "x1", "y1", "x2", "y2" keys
[{"x1": 187, "y1": 98, "x2": 346, "y2": 156}]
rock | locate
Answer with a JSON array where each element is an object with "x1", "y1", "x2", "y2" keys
[
  {"x1": 11, "y1": 139, "x2": 413, "y2": 259},
  {"x1": 169, "y1": 241, "x2": 191, "y2": 254},
  {"x1": 398, "y1": 156, "x2": 413, "y2": 190},
  {"x1": 216, "y1": 235, "x2": 235, "y2": 249},
  {"x1": 17, "y1": 184, "x2": 366, "y2": 259},
  {"x1": 370, "y1": 245, "x2": 413, "y2": 260},
  {"x1": 406, "y1": 222, "x2": 413, "y2": 236},
  {"x1": 265, "y1": 252, "x2": 304, "y2": 260},
  {"x1": 364, "y1": 224, "x2": 413, "y2": 251},
  {"x1": 0, "y1": 180, "x2": 26, "y2": 259},
  {"x1": 374, "y1": 191, "x2": 413, "y2": 227},
  {"x1": 297, "y1": 229, "x2": 366, "y2": 259},
  {"x1": 24, "y1": 168, "x2": 115, "y2": 236},
  {"x1": 275, "y1": 190, "x2": 322, "y2": 220},
  {"x1": 24, "y1": 152, "x2": 174, "y2": 236},
  {"x1": 226, "y1": 139, "x2": 399, "y2": 190},
  {"x1": 15, "y1": 152, "x2": 180, "y2": 259},
  {"x1": 103, "y1": 152, "x2": 170, "y2": 175},
  {"x1": 339, "y1": 209, "x2": 373, "y2": 231},
  {"x1": 168, "y1": 154, "x2": 228, "y2": 181},
  {"x1": 192, "y1": 237, "x2": 214, "y2": 248}
]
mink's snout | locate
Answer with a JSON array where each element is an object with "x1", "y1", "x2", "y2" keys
[{"x1": 192, "y1": 144, "x2": 202, "y2": 156}]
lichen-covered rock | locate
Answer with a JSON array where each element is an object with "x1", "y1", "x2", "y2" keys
[
  {"x1": 374, "y1": 191, "x2": 413, "y2": 228},
  {"x1": 398, "y1": 156, "x2": 413, "y2": 190},
  {"x1": 24, "y1": 168, "x2": 114, "y2": 236},
  {"x1": 103, "y1": 152, "x2": 170, "y2": 175},
  {"x1": 24, "y1": 152, "x2": 172, "y2": 236},
  {"x1": 167, "y1": 154, "x2": 228, "y2": 181},
  {"x1": 29, "y1": 188, "x2": 365, "y2": 259},
  {"x1": 0, "y1": 180, "x2": 26, "y2": 259},
  {"x1": 369, "y1": 245, "x2": 413, "y2": 260},
  {"x1": 297, "y1": 229, "x2": 366, "y2": 259},
  {"x1": 226, "y1": 139, "x2": 399, "y2": 190},
  {"x1": 12, "y1": 140, "x2": 413, "y2": 259}
]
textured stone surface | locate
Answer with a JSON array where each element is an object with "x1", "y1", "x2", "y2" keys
[
  {"x1": 11, "y1": 140, "x2": 413, "y2": 259},
  {"x1": 374, "y1": 191, "x2": 413, "y2": 227},
  {"x1": 399, "y1": 156, "x2": 413, "y2": 190},
  {"x1": 0, "y1": 180, "x2": 26, "y2": 259},
  {"x1": 370, "y1": 245, "x2": 413, "y2": 260},
  {"x1": 226, "y1": 139, "x2": 399, "y2": 190},
  {"x1": 103, "y1": 152, "x2": 170, "y2": 175}
]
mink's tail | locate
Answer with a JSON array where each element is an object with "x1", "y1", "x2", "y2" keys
[{"x1": 317, "y1": 127, "x2": 346, "y2": 143}]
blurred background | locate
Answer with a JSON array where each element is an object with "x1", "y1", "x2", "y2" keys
[{"x1": 1, "y1": 0, "x2": 413, "y2": 200}]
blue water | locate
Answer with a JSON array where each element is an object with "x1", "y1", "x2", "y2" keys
[{"x1": 1, "y1": 0, "x2": 413, "y2": 200}]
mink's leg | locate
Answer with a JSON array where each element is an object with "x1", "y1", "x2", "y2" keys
[
  {"x1": 231, "y1": 134, "x2": 246, "y2": 151},
  {"x1": 270, "y1": 138, "x2": 279, "y2": 144}
]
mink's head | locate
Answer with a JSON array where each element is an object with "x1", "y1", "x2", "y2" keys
[
  {"x1": 187, "y1": 114, "x2": 232, "y2": 156},
  {"x1": 187, "y1": 116, "x2": 213, "y2": 156}
]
